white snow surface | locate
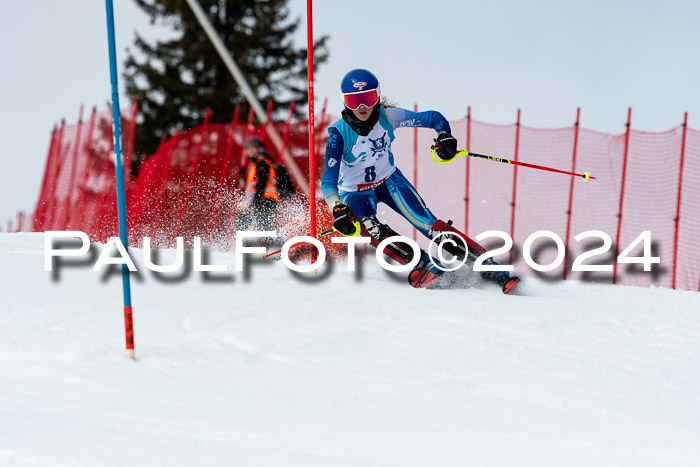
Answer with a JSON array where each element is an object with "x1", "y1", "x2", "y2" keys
[{"x1": 1, "y1": 232, "x2": 700, "y2": 466}]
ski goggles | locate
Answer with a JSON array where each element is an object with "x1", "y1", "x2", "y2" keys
[{"x1": 343, "y1": 89, "x2": 379, "y2": 110}]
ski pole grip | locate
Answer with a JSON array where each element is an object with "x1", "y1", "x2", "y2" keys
[{"x1": 431, "y1": 147, "x2": 468, "y2": 164}]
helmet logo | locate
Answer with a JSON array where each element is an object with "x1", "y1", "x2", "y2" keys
[{"x1": 353, "y1": 81, "x2": 367, "y2": 90}]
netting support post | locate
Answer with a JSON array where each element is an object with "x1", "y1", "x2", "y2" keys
[
  {"x1": 45, "y1": 120, "x2": 66, "y2": 231},
  {"x1": 279, "y1": 101, "x2": 295, "y2": 165},
  {"x1": 151, "y1": 130, "x2": 180, "y2": 231},
  {"x1": 75, "y1": 107, "x2": 97, "y2": 231},
  {"x1": 125, "y1": 96, "x2": 139, "y2": 183},
  {"x1": 96, "y1": 131, "x2": 116, "y2": 241},
  {"x1": 33, "y1": 125, "x2": 58, "y2": 231},
  {"x1": 613, "y1": 107, "x2": 632, "y2": 285},
  {"x1": 175, "y1": 108, "x2": 211, "y2": 240},
  {"x1": 563, "y1": 107, "x2": 581, "y2": 280},
  {"x1": 261, "y1": 100, "x2": 274, "y2": 143},
  {"x1": 239, "y1": 107, "x2": 255, "y2": 169},
  {"x1": 413, "y1": 103, "x2": 418, "y2": 242},
  {"x1": 508, "y1": 109, "x2": 521, "y2": 264},
  {"x1": 464, "y1": 106, "x2": 471, "y2": 236},
  {"x1": 672, "y1": 112, "x2": 688, "y2": 290},
  {"x1": 209, "y1": 105, "x2": 241, "y2": 243},
  {"x1": 64, "y1": 105, "x2": 85, "y2": 230},
  {"x1": 124, "y1": 98, "x2": 139, "y2": 232}
]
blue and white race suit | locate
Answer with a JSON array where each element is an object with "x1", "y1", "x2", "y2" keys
[{"x1": 321, "y1": 106, "x2": 450, "y2": 237}]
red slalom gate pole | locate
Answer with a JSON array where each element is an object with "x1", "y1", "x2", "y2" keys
[
  {"x1": 563, "y1": 107, "x2": 581, "y2": 281},
  {"x1": 613, "y1": 107, "x2": 632, "y2": 285},
  {"x1": 306, "y1": 0, "x2": 317, "y2": 244},
  {"x1": 672, "y1": 112, "x2": 688, "y2": 290}
]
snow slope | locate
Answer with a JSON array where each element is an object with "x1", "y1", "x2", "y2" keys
[{"x1": 1, "y1": 232, "x2": 699, "y2": 466}]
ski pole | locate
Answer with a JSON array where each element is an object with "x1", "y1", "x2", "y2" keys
[
  {"x1": 263, "y1": 228, "x2": 335, "y2": 258},
  {"x1": 431, "y1": 147, "x2": 595, "y2": 181}
]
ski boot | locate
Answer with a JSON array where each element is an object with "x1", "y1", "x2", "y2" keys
[
  {"x1": 408, "y1": 252, "x2": 443, "y2": 288},
  {"x1": 499, "y1": 275, "x2": 521, "y2": 295},
  {"x1": 359, "y1": 217, "x2": 435, "y2": 287},
  {"x1": 430, "y1": 219, "x2": 521, "y2": 294},
  {"x1": 481, "y1": 258, "x2": 521, "y2": 295}
]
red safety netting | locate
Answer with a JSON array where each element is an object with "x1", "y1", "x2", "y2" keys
[
  {"x1": 31, "y1": 107, "x2": 700, "y2": 292},
  {"x1": 32, "y1": 106, "x2": 332, "y2": 249},
  {"x1": 387, "y1": 115, "x2": 700, "y2": 292},
  {"x1": 33, "y1": 109, "x2": 127, "y2": 236},
  {"x1": 676, "y1": 128, "x2": 700, "y2": 291}
]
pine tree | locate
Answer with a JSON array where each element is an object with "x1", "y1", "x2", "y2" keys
[{"x1": 123, "y1": 0, "x2": 329, "y2": 162}]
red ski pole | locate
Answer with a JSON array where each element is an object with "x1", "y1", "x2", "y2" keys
[{"x1": 431, "y1": 147, "x2": 596, "y2": 181}]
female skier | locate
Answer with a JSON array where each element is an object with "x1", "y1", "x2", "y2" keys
[{"x1": 321, "y1": 68, "x2": 520, "y2": 294}]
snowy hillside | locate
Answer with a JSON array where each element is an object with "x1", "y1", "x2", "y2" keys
[{"x1": 1, "y1": 232, "x2": 699, "y2": 466}]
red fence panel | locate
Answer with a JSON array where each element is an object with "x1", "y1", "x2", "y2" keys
[
  {"x1": 511, "y1": 124, "x2": 575, "y2": 279},
  {"x1": 677, "y1": 128, "x2": 700, "y2": 291},
  {"x1": 617, "y1": 126, "x2": 683, "y2": 289}
]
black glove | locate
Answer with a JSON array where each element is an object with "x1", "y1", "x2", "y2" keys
[
  {"x1": 434, "y1": 131, "x2": 458, "y2": 160},
  {"x1": 332, "y1": 202, "x2": 360, "y2": 236}
]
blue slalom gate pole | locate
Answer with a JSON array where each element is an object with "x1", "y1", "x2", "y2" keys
[{"x1": 105, "y1": 0, "x2": 135, "y2": 359}]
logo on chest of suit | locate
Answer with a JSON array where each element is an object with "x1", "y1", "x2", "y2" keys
[
  {"x1": 345, "y1": 128, "x2": 390, "y2": 168},
  {"x1": 368, "y1": 133, "x2": 388, "y2": 159}
]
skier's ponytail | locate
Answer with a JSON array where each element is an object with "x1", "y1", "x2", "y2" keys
[{"x1": 380, "y1": 96, "x2": 398, "y2": 108}]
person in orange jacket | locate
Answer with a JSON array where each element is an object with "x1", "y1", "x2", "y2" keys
[{"x1": 235, "y1": 136, "x2": 280, "y2": 231}]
